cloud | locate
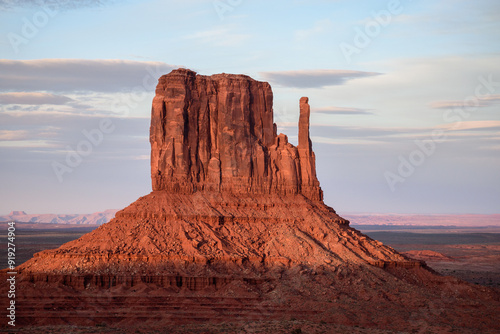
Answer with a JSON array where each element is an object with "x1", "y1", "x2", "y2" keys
[
  {"x1": 0, "y1": 140, "x2": 55, "y2": 148},
  {"x1": 133, "y1": 155, "x2": 149, "y2": 160},
  {"x1": 0, "y1": 130, "x2": 29, "y2": 141},
  {"x1": 0, "y1": 59, "x2": 177, "y2": 93},
  {"x1": 0, "y1": 112, "x2": 150, "y2": 150},
  {"x1": 309, "y1": 124, "x2": 419, "y2": 140},
  {"x1": 312, "y1": 106, "x2": 373, "y2": 115},
  {"x1": 0, "y1": 0, "x2": 113, "y2": 10},
  {"x1": 259, "y1": 69, "x2": 380, "y2": 88},
  {"x1": 279, "y1": 121, "x2": 499, "y2": 145},
  {"x1": 0, "y1": 92, "x2": 73, "y2": 105},
  {"x1": 480, "y1": 94, "x2": 500, "y2": 103},
  {"x1": 276, "y1": 120, "x2": 500, "y2": 149},
  {"x1": 429, "y1": 95, "x2": 500, "y2": 110},
  {"x1": 0, "y1": 112, "x2": 148, "y2": 132},
  {"x1": 430, "y1": 101, "x2": 484, "y2": 109},
  {"x1": 278, "y1": 123, "x2": 425, "y2": 140},
  {"x1": 442, "y1": 120, "x2": 500, "y2": 132}
]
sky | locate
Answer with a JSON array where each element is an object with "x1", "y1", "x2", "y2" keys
[{"x1": 0, "y1": 0, "x2": 499, "y2": 215}]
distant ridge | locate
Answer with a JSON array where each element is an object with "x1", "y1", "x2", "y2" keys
[
  {"x1": 9, "y1": 210, "x2": 27, "y2": 216},
  {"x1": 345, "y1": 213, "x2": 500, "y2": 227},
  {"x1": 0, "y1": 209, "x2": 118, "y2": 225},
  {"x1": 3, "y1": 211, "x2": 497, "y2": 227}
]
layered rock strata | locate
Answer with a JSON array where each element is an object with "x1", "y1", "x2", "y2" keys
[{"x1": 150, "y1": 69, "x2": 322, "y2": 201}]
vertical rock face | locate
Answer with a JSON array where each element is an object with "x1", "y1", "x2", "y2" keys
[
  {"x1": 297, "y1": 97, "x2": 321, "y2": 200},
  {"x1": 150, "y1": 68, "x2": 322, "y2": 201}
]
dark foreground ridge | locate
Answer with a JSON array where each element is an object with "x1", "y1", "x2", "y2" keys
[{"x1": 1, "y1": 69, "x2": 499, "y2": 333}]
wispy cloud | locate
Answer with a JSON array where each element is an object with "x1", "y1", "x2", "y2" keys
[
  {"x1": 259, "y1": 69, "x2": 380, "y2": 88},
  {"x1": 279, "y1": 123, "x2": 424, "y2": 139},
  {"x1": 0, "y1": 140, "x2": 56, "y2": 148},
  {"x1": 312, "y1": 106, "x2": 373, "y2": 115},
  {"x1": 309, "y1": 124, "x2": 420, "y2": 140},
  {"x1": 0, "y1": 130, "x2": 29, "y2": 141},
  {"x1": 441, "y1": 120, "x2": 500, "y2": 132},
  {"x1": 480, "y1": 95, "x2": 500, "y2": 103},
  {"x1": 0, "y1": 59, "x2": 176, "y2": 93},
  {"x1": 430, "y1": 101, "x2": 483, "y2": 109},
  {"x1": 0, "y1": 112, "x2": 149, "y2": 154},
  {"x1": 277, "y1": 121, "x2": 500, "y2": 147},
  {"x1": 0, "y1": 92, "x2": 73, "y2": 105},
  {"x1": 0, "y1": 0, "x2": 113, "y2": 10},
  {"x1": 430, "y1": 95, "x2": 500, "y2": 109}
]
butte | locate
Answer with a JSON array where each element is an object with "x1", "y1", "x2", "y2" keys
[{"x1": 2, "y1": 69, "x2": 499, "y2": 333}]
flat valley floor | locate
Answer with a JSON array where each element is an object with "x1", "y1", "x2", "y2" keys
[{"x1": 354, "y1": 225, "x2": 500, "y2": 287}]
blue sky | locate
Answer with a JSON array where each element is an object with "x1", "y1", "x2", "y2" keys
[{"x1": 0, "y1": 0, "x2": 499, "y2": 215}]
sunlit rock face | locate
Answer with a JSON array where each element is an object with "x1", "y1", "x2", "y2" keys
[{"x1": 150, "y1": 68, "x2": 321, "y2": 201}]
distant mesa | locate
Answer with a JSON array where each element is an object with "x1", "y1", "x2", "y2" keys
[
  {"x1": 403, "y1": 250, "x2": 453, "y2": 262},
  {"x1": 8, "y1": 210, "x2": 27, "y2": 216},
  {"x1": 0, "y1": 209, "x2": 117, "y2": 225}
]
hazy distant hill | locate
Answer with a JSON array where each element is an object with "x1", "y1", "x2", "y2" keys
[
  {"x1": 2, "y1": 210, "x2": 499, "y2": 227},
  {"x1": 0, "y1": 209, "x2": 118, "y2": 225},
  {"x1": 345, "y1": 213, "x2": 500, "y2": 227}
]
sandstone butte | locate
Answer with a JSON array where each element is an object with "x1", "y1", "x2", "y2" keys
[{"x1": 2, "y1": 69, "x2": 499, "y2": 333}]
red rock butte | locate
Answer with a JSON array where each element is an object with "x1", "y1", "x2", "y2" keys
[
  {"x1": 2, "y1": 69, "x2": 499, "y2": 332},
  {"x1": 150, "y1": 68, "x2": 321, "y2": 201}
]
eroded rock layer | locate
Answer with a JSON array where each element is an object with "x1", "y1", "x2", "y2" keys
[
  {"x1": 150, "y1": 69, "x2": 321, "y2": 201},
  {"x1": 20, "y1": 192, "x2": 415, "y2": 276}
]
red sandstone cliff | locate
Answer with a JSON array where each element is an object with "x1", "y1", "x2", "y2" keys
[{"x1": 150, "y1": 69, "x2": 321, "y2": 200}]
